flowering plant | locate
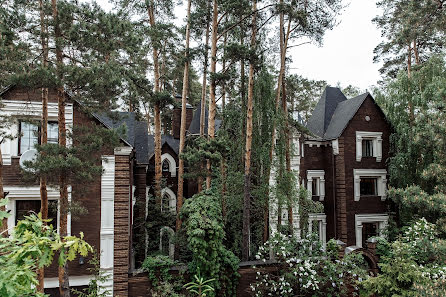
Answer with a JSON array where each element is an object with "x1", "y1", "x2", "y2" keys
[{"x1": 251, "y1": 233, "x2": 367, "y2": 297}]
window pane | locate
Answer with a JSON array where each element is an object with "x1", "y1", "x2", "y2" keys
[
  {"x1": 362, "y1": 222, "x2": 378, "y2": 247},
  {"x1": 162, "y1": 160, "x2": 170, "y2": 172},
  {"x1": 362, "y1": 139, "x2": 373, "y2": 157},
  {"x1": 48, "y1": 122, "x2": 59, "y2": 144},
  {"x1": 20, "y1": 122, "x2": 38, "y2": 153},
  {"x1": 15, "y1": 200, "x2": 58, "y2": 228},
  {"x1": 312, "y1": 179, "x2": 318, "y2": 196},
  {"x1": 360, "y1": 178, "x2": 378, "y2": 196}
]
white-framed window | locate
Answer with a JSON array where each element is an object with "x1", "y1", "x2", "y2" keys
[
  {"x1": 306, "y1": 170, "x2": 325, "y2": 201},
  {"x1": 4, "y1": 186, "x2": 72, "y2": 235},
  {"x1": 355, "y1": 214, "x2": 388, "y2": 248},
  {"x1": 161, "y1": 153, "x2": 177, "y2": 177},
  {"x1": 160, "y1": 187, "x2": 176, "y2": 213},
  {"x1": 356, "y1": 131, "x2": 382, "y2": 162},
  {"x1": 308, "y1": 213, "x2": 327, "y2": 248},
  {"x1": 353, "y1": 169, "x2": 387, "y2": 201}
]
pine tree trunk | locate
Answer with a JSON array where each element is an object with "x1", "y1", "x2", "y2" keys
[
  {"x1": 38, "y1": 0, "x2": 49, "y2": 291},
  {"x1": 413, "y1": 39, "x2": 420, "y2": 65},
  {"x1": 206, "y1": 0, "x2": 218, "y2": 189},
  {"x1": 177, "y1": 0, "x2": 191, "y2": 241},
  {"x1": 264, "y1": 3, "x2": 290, "y2": 241},
  {"x1": 51, "y1": 0, "x2": 70, "y2": 295},
  {"x1": 198, "y1": 0, "x2": 210, "y2": 193},
  {"x1": 242, "y1": 0, "x2": 257, "y2": 262},
  {"x1": 407, "y1": 43, "x2": 415, "y2": 125},
  {"x1": 148, "y1": 4, "x2": 162, "y2": 201},
  {"x1": 282, "y1": 77, "x2": 293, "y2": 232},
  {"x1": 0, "y1": 145, "x2": 5, "y2": 235}
]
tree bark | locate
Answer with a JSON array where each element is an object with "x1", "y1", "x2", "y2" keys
[
  {"x1": 38, "y1": 0, "x2": 49, "y2": 291},
  {"x1": 242, "y1": 0, "x2": 257, "y2": 262},
  {"x1": 413, "y1": 39, "x2": 420, "y2": 65},
  {"x1": 282, "y1": 75, "x2": 293, "y2": 232},
  {"x1": 51, "y1": 0, "x2": 70, "y2": 295},
  {"x1": 198, "y1": 0, "x2": 211, "y2": 193},
  {"x1": 177, "y1": 0, "x2": 191, "y2": 241},
  {"x1": 148, "y1": 4, "x2": 162, "y2": 201},
  {"x1": 407, "y1": 43, "x2": 415, "y2": 125},
  {"x1": 206, "y1": 0, "x2": 218, "y2": 189}
]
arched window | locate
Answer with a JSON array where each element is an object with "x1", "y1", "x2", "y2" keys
[
  {"x1": 160, "y1": 188, "x2": 176, "y2": 213},
  {"x1": 162, "y1": 159, "x2": 170, "y2": 173},
  {"x1": 161, "y1": 153, "x2": 176, "y2": 177},
  {"x1": 159, "y1": 226, "x2": 175, "y2": 259}
]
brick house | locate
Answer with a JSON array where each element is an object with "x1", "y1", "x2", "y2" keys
[
  {"x1": 298, "y1": 86, "x2": 391, "y2": 248},
  {"x1": 0, "y1": 86, "x2": 150, "y2": 296}
]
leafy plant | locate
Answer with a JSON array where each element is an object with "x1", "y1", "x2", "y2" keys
[{"x1": 184, "y1": 274, "x2": 215, "y2": 297}]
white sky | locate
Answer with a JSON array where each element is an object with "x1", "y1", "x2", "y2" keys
[{"x1": 95, "y1": 0, "x2": 383, "y2": 91}]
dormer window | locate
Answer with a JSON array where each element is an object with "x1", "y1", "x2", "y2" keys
[{"x1": 356, "y1": 131, "x2": 382, "y2": 162}]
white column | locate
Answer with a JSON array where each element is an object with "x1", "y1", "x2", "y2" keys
[
  {"x1": 356, "y1": 135, "x2": 362, "y2": 162},
  {"x1": 319, "y1": 178, "x2": 325, "y2": 201},
  {"x1": 99, "y1": 156, "x2": 115, "y2": 296},
  {"x1": 376, "y1": 136, "x2": 382, "y2": 162},
  {"x1": 307, "y1": 178, "x2": 313, "y2": 199},
  {"x1": 355, "y1": 224, "x2": 363, "y2": 248},
  {"x1": 322, "y1": 221, "x2": 327, "y2": 248},
  {"x1": 354, "y1": 176, "x2": 361, "y2": 201}
]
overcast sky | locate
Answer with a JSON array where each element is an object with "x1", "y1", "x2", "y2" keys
[{"x1": 95, "y1": 0, "x2": 383, "y2": 91}]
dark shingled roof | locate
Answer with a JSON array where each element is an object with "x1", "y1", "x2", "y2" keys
[
  {"x1": 147, "y1": 134, "x2": 180, "y2": 158},
  {"x1": 95, "y1": 111, "x2": 150, "y2": 164},
  {"x1": 188, "y1": 103, "x2": 222, "y2": 135},
  {"x1": 307, "y1": 87, "x2": 371, "y2": 140},
  {"x1": 306, "y1": 87, "x2": 347, "y2": 138}
]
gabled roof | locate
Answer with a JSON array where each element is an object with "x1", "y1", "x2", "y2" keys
[
  {"x1": 188, "y1": 103, "x2": 222, "y2": 135},
  {"x1": 323, "y1": 93, "x2": 369, "y2": 140},
  {"x1": 147, "y1": 134, "x2": 180, "y2": 159},
  {"x1": 94, "y1": 111, "x2": 149, "y2": 164},
  {"x1": 306, "y1": 87, "x2": 372, "y2": 140},
  {"x1": 306, "y1": 87, "x2": 347, "y2": 138}
]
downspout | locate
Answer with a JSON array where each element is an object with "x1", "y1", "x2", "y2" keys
[{"x1": 332, "y1": 150, "x2": 337, "y2": 239}]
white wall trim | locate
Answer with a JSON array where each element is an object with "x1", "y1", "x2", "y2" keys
[
  {"x1": 355, "y1": 131, "x2": 383, "y2": 162},
  {"x1": 44, "y1": 275, "x2": 93, "y2": 288},
  {"x1": 99, "y1": 156, "x2": 115, "y2": 296},
  {"x1": 353, "y1": 169, "x2": 387, "y2": 201},
  {"x1": 332, "y1": 139, "x2": 339, "y2": 155},
  {"x1": 355, "y1": 214, "x2": 389, "y2": 248},
  {"x1": 161, "y1": 153, "x2": 177, "y2": 177},
  {"x1": 114, "y1": 146, "x2": 132, "y2": 156},
  {"x1": 4, "y1": 186, "x2": 72, "y2": 235},
  {"x1": 306, "y1": 170, "x2": 325, "y2": 201},
  {"x1": 0, "y1": 100, "x2": 74, "y2": 165}
]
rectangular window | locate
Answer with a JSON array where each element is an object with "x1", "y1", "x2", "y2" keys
[
  {"x1": 19, "y1": 121, "x2": 59, "y2": 153},
  {"x1": 15, "y1": 200, "x2": 58, "y2": 228},
  {"x1": 362, "y1": 222, "x2": 378, "y2": 247},
  {"x1": 48, "y1": 122, "x2": 59, "y2": 144},
  {"x1": 362, "y1": 139, "x2": 374, "y2": 157},
  {"x1": 19, "y1": 121, "x2": 39, "y2": 154},
  {"x1": 312, "y1": 178, "x2": 319, "y2": 196},
  {"x1": 360, "y1": 177, "x2": 378, "y2": 196}
]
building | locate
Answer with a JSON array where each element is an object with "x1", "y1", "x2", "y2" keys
[{"x1": 299, "y1": 86, "x2": 391, "y2": 248}]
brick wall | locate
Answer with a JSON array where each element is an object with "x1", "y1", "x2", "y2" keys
[{"x1": 114, "y1": 153, "x2": 132, "y2": 296}]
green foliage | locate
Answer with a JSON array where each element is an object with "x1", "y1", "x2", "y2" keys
[
  {"x1": 298, "y1": 187, "x2": 324, "y2": 237},
  {"x1": 361, "y1": 218, "x2": 446, "y2": 297},
  {"x1": 376, "y1": 55, "x2": 446, "y2": 231},
  {"x1": 184, "y1": 274, "x2": 216, "y2": 297},
  {"x1": 252, "y1": 233, "x2": 367, "y2": 297},
  {"x1": 181, "y1": 189, "x2": 240, "y2": 296},
  {"x1": 71, "y1": 252, "x2": 111, "y2": 297},
  {"x1": 142, "y1": 255, "x2": 177, "y2": 288},
  {"x1": 0, "y1": 213, "x2": 92, "y2": 297}
]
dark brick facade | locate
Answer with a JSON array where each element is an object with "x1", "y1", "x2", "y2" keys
[{"x1": 300, "y1": 95, "x2": 391, "y2": 246}]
